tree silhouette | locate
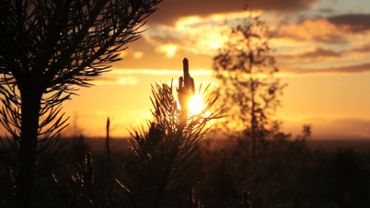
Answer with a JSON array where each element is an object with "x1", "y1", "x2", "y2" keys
[
  {"x1": 213, "y1": 15, "x2": 286, "y2": 207},
  {"x1": 0, "y1": 0, "x2": 160, "y2": 207},
  {"x1": 213, "y1": 16, "x2": 285, "y2": 157}
]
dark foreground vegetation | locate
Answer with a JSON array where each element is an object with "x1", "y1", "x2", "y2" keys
[{"x1": 1, "y1": 135, "x2": 370, "y2": 208}]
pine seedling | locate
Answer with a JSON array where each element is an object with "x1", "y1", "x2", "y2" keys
[
  {"x1": 117, "y1": 58, "x2": 223, "y2": 208},
  {"x1": 106, "y1": 117, "x2": 111, "y2": 165},
  {"x1": 105, "y1": 117, "x2": 114, "y2": 207}
]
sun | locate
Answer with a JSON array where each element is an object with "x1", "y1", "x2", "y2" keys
[{"x1": 188, "y1": 94, "x2": 205, "y2": 116}]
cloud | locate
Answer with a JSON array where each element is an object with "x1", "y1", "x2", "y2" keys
[
  {"x1": 144, "y1": 14, "x2": 230, "y2": 56},
  {"x1": 275, "y1": 18, "x2": 349, "y2": 43},
  {"x1": 93, "y1": 75, "x2": 139, "y2": 86},
  {"x1": 284, "y1": 62, "x2": 370, "y2": 74},
  {"x1": 300, "y1": 48, "x2": 342, "y2": 58},
  {"x1": 109, "y1": 69, "x2": 212, "y2": 76},
  {"x1": 149, "y1": 0, "x2": 317, "y2": 25},
  {"x1": 328, "y1": 14, "x2": 370, "y2": 32},
  {"x1": 119, "y1": 11, "x2": 370, "y2": 75},
  {"x1": 272, "y1": 14, "x2": 370, "y2": 73},
  {"x1": 275, "y1": 14, "x2": 370, "y2": 43},
  {"x1": 320, "y1": 63, "x2": 370, "y2": 73},
  {"x1": 352, "y1": 43, "x2": 370, "y2": 52},
  {"x1": 145, "y1": 13, "x2": 370, "y2": 60},
  {"x1": 279, "y1": 47, "x2": 342, "y2": 59}
]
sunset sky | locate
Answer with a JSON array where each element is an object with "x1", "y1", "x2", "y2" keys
[{"x1": 63, "y1": 0, "x2": 370, "y2": 139}]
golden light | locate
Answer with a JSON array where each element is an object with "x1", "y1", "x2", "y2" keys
[{"x1": 188, "y1": 94, "x2": 206, "y2": 116}]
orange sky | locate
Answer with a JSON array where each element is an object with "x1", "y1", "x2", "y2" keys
[{"x1": 63, "y1": 0, "x2": 370, "y2": 139}]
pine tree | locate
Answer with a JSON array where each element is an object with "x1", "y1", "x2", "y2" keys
[
  {"x1": 0, "y1": 1, "x2": 160, "y2": 207},
  {"x1": 213, "y1": 16, "x2": 285, "y2": 157}
]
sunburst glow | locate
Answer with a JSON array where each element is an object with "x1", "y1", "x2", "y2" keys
[{"x1": 188, "y1": 94, "x2": 206, "y2": 116}]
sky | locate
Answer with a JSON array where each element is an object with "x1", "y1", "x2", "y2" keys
[{"x1": 63, "y1": 0, "x2": 370, "y2": 139}]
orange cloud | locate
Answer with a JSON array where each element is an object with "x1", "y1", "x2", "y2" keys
[
  {"x1": 278, "y1": 47, "x2": 342, "y2": 60},
  {"x1": 93, "y1": 75, "x2": 139, "y2": 86},
  {"x1": 120, "y1": 11, "x2": 370, "y2": 75},
  {"x1": 149, "y1": 0, "x2": 317, "y2": 25},
  {"x1": 275, "y1": 19, "x2": 350, "y2": 43}
]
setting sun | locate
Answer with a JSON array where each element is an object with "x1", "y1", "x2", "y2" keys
[{"x1": 188, "y1": 94, "x2": 205, "y2": 116}]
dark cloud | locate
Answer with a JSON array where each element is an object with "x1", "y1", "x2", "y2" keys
[
  {"x1": 149, "y1": 0, "x2": 317, "y2": 24},
  {"x1": 323, "y1": 63, "x2": 370, "y2": 73},
  {"x1": 300, "y1": 48, "x2": 342, "y2": 58},
  {"x1": 328, "y1": 14, "x2": 370, "y2": 32},
  {"x1": 279, "y1": 48, "x2": 342, "y2": 59},
  {"x1": 318, "y1": 8, "x2": 335, "y2": 14},
  {"x1": 309, "y1": 34, "x2": 346, "y2": 43},
  {"x1": 285, "y1": 62, "x2": 370, "y2": 74},
  {"x1": 326, "y1": 63, "x2": 370, "y2": 73},
  {"x1": 146, "y1": 33, "x2": 180, "y2": 45},
  {"x1": 352, "y1": 43, "x2": 370, "y2": 52}
]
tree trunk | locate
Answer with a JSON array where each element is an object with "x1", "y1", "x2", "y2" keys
[{"x1": 17, "y1": 88, "x2": 42, "y2": 208}]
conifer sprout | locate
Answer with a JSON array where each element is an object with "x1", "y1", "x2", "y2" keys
[{"x1": 117, "y1": 58, "x2": 224, "y2": 208}]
